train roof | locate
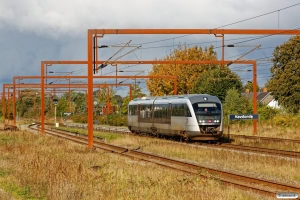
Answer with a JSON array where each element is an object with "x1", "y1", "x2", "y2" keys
[{"x1": 130, "y1": 94, "x2": 221, "y2": 104}]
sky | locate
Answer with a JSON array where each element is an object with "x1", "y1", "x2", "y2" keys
[{"x1": 0, "y1": 0, "x2": 299, "y2": 97}]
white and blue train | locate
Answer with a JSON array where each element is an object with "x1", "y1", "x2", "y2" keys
[{"x1": 127, "y1": 94, "x2": 223, "y2": 141}]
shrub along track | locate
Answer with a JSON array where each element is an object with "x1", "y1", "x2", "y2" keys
[
  {"x1": 1, "y1": 124, "x2": 18, "y2": 131},
  {"x1": 28, "y1": 124, "x2": 300, "y2": 199}
]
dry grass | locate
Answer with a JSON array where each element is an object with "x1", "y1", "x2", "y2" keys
[
  {"x1": 54, "y1": 125, "x2": 300, "y2": 186},
  {"x1": 226, "y1": 123, "x2": 300, "y2": 151},
  {"x1": 230, "y1": 138, "x2": 300, "y2": 152},
  {"x1": 111, "y1": 134, "x2": 300, "y2": 187},
  {"x1": 0, "y1": 129, "x2": 261, "y2": 200},
  {"x1": 227, "y1": 123, "x2": 300, "y2": 139}
]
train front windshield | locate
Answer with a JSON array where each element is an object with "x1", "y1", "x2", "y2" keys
[{"x1": 193, "y1": 102, "x2": 222, "y2": 122}]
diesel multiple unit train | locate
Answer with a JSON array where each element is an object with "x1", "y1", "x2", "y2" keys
[{"x1": 127, "y1": 94, "x2": 223, "y2": 141}]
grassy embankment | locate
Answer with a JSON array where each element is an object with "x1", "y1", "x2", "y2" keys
[
  {"x1": 0, "y1": 128, "x2": 262, "y2": 200},
  {"x1": 58, "y1": 124, "x2": 300, "y2": 184}
]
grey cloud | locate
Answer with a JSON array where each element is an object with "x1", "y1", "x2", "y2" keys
[{"x1": 0, "y1": 0, "x2": 299, "y2": 94}]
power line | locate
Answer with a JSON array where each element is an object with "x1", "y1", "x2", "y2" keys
[
  {"x1": 73, "y1": 4, "x2": 299, "y2": 79},
  {"x1": 216, "y1": 2, "x2": 300, "y2": 28},
  {"x1": 132, "y1": 3, "x2": 300, "y2": 50}
]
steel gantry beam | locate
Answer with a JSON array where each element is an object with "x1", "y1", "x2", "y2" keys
[
  {"x1": 10, "y1": 77, "x2": 135, "y2": 125},
  {"x1": 88, "y1": 28, "x2": 300, "y2": 35}
]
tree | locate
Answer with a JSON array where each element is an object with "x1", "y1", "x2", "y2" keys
[
  {"x1": 266, "y1": 35, "x2": 300, "y2": 114},
  {"x1": 193, "y1": 66, "x2": 243, "y2": 102},
  {"x1": 121, "y1": 83, "x2": 146, "y2": 115},
  {"x1": 223, "y1": 88, "x2": 253, "y2": 123},
  {"x1": 146, "y1": 45, "x2": 218, "y2": 95},
  {"x1": 56, "y1": 97, "x2": 68, "y2": 116},
  {"x1": 71, "y1": 92, "x2": 86, "y2": 114},
  {"x1": 94, "y1": 85, "x2": 116, "y2": 106},
  {"x1": 243, "y1": 81, "x2": 261, "y2": 92},
  {"x1": 17, "y1": 89, "x2": 40, "y2": 118}
]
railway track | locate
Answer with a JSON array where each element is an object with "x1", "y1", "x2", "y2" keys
[
  {"x1": 199, "y1": 143, "x2": 300, "y2": 159},
  {"x1": 64, "y1": 123, "x2": 300, "y2": 144},
  {"x1": 229, "y1": 134, "x2": 300, "y2": 144},
  {"x1": 60, "y1": 123, "x2": 300, "y2": 160},
  {"x1": 29, "y1": 124, "x2": 300, "y2": 199}
]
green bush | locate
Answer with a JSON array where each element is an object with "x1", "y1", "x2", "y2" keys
[
  {"x1": 106, "y1": 114, "x2": 127, "y2": 126},
  {"x1": 71, "y1": 114, "x2": 87, "y2": 123},
  {"x1": 71, "y1": 114, "x2": 127, "y2": 126},
  {"x1": 257, "y1": 104, "x2": 279, "y2": 121}
]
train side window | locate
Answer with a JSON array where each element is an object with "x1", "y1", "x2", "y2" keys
[
  {"x1": 171, "y1": 104, "x2": 178, "y2": 116},
  {"x1": 154, "y1": 104, "x2": 161, "y2": 118},
  {"x1": 171, "y1": 104, "x2": 176, "y2": 116},
  {"x1": 185, "y1": 104, "x2": 192, "y2": 117},
  {"x1": 129, "y1": 105, "x2": 137, "y2": 115},
  {"x1": 171, "y1": 104, "x2": 186, "y2": 116},
  {"x1": 154, "y1": 104, "x2": 169, "y2": 118},
  {"x1": 128, "y1": 105, "x2": 132, "y2": 115},
  {"x1": 138, "y1": 104, "x2": 152, "y2": 122}
]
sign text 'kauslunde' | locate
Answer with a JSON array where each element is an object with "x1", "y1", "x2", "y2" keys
[{"x1": 229, "y1": 114, "x2": 258, "y2": 120}]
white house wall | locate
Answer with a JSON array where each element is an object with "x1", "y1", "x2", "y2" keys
[{"x1": 267, "y1": 99, "x2": 280, "y2": 109}]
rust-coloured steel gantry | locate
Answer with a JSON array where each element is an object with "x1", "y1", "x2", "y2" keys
[{"x1": 87, "y1": 28, "x2": 300, "y2": 148}]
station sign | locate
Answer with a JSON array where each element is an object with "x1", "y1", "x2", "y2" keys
[{"x1": 229, "y1": 114, "x2": 259, "y2": 120}]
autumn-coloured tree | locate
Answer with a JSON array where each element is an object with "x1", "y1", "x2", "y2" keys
[
  {"x1": 146, "y1": 45, "x2": 217, "y2": 96},
  {"x1": 266, "y1": 35, "x2": 300, "y2": 114}
]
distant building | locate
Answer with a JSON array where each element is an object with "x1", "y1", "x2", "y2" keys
[{"x1": 242, "y1": 88, "x2": 280, "y2": 109}]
